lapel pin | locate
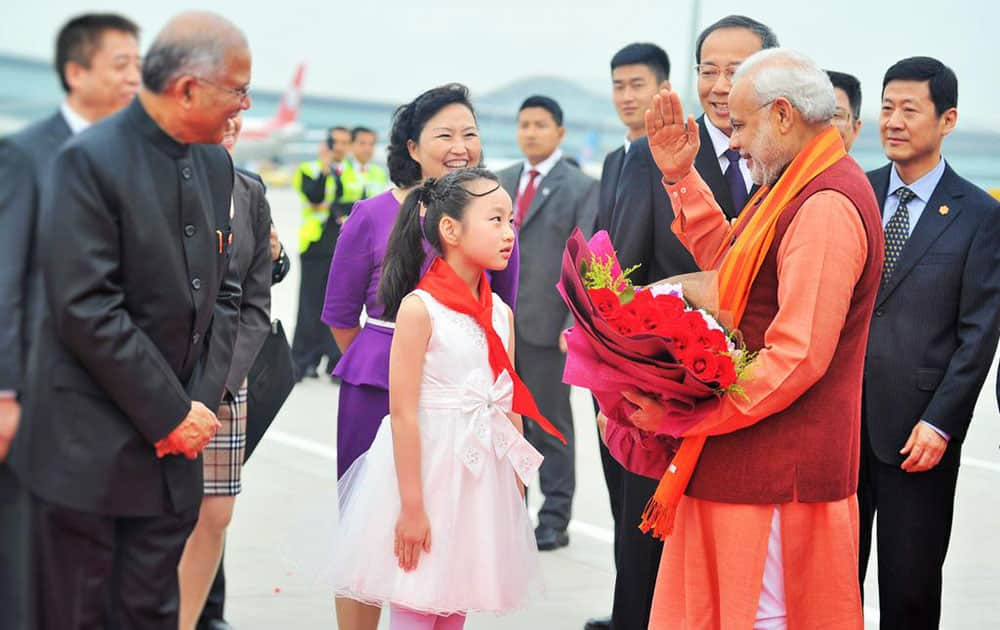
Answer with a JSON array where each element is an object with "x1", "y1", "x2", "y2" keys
[
  {"x1": 939, "y1": 205, "x2": 950, "y2": 216},
  {"x1": 542, "y1": 188, "x2": 550, "y2": 196}
]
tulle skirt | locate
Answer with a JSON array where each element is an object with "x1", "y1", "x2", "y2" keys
[{"x1": 331, "y1": 412, "x2": 542, "y2": 615}]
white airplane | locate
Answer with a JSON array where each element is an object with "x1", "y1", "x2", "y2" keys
[{"x1": 232, "y1": 63, "x2": 306, "y2": 164}]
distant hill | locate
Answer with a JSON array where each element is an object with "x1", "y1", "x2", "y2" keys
[{"x1": 477, "y1": 76, "x2": 618, "y2": 129}]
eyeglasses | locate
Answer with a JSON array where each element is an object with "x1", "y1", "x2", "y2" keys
[
  {"x1": 194, "y1": 76, "x2": 251, "y2": 103},
  {"x1": 832, "y1": 108, "x2": 854, "y2": 123},
  {"x1": 695, "y1": 64, "x2": 740, "y2": 83}
]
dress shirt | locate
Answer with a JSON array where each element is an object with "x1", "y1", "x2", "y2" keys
[
  {"x1": 703, "y1": 115, "x2": 752, "y2": 194},
  {"x1": 60, "y1": 101, "x2": 92, "y2": 135},
  {"x1": 882, "y1": 157, "x2": 946, "y2": 236},
  {"x1": 517, "y1": 148, "x2": 563, "y2": 197}
]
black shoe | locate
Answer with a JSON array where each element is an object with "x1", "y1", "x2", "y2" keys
[
  {"x1": 584, "y1": 615, "x2": 612, "y2": 630},
  {"x1": 197, "y1": 620, "x2": 235, "y2": 630},
  {"x1": 535, "y1": 525, "x2": 569, "y2": 551}
]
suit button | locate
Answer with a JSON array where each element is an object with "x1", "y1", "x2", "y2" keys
[
  {"x1": 191, "y1": 277, "x2": 202, "y2": 290},
  {"x1": 184, "y1": 224, "x2": 196, "y2": 237},
  {"x1": 192, "y1": 332, "x2": 200, "y2": 344},
  {"x1": 181, "y1": 166, "x2": 192, "y2": 180},
  {"x1": 875, "y1": 309, "x2": 884, "y2": 317}
]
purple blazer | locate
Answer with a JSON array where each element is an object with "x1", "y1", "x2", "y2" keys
[{"x1": 322, "y1": 189, "x2": 519, "y2": 389}]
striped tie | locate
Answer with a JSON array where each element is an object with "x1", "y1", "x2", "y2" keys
[{"x1": 882, "y1": 186, "x2": 915, "y2": 283}]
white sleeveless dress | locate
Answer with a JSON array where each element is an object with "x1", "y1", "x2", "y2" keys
[{"x1": 331, "y1": 289, "x2": 544, "y2": 615}]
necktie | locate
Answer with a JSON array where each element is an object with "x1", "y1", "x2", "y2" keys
[
  {"x1": 882, "y1": 186, "x2": 915, "y2": 283},
  {"x1": 723, "y1": 149, "x2": 749, "y2": 213},
  {"x1": 515, "y1": 169, "x2": 540, "y2": 227}
]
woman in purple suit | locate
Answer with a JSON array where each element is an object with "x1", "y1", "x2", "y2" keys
[{"x1": 321, "y1": 83, "x2": 519, "y2": 630}]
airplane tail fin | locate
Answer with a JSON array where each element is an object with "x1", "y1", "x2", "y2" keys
[{"x1": 274, "y1": 63, "x2": 305, "y2": 125}]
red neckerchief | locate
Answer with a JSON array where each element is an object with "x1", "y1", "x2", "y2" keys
[{"x1": 417, "y1": 257, "x2": 567, "y2": 444}]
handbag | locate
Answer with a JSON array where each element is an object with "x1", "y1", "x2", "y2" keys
[{"x1": 243, "y1": 319, "x2": 295, "y2": 463}]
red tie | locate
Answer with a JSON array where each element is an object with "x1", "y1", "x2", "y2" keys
[{"x1": 515, "y1": 169, "x2": 540, "y2": 227}]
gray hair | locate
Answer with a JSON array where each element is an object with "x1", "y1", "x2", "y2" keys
[
  {"x1": 141, "y1": 12, "x2": 246, "y2": 93},
  {"x1": 732, "y1": 48, "x2": 836, "y2": 124}
]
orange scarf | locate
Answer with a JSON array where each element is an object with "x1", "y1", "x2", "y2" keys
[
  {"x1": 640, "y1": 127, "x2": 846, "y2": 539},
  {"x1": 417, "y1": 257, "x2": 567, "y2": 444}
]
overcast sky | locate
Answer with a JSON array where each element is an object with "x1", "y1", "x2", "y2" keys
[{"x1": 3, "y1": 0, "x2": 997, "y2": 129}]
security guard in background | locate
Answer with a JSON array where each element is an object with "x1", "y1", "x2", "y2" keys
[
  {"x1": 348, "y1": 126, "x2": 389, "y2": 198},
  {"x1": 291, "y1": 126, "x2": 362, "y2": 380}
]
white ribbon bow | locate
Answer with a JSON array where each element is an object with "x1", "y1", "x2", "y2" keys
[{"x1": 456, "y1": 370, "x2": 543, "y2": 486}]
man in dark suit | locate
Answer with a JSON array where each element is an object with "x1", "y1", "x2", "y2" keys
[
  {"x1": 588, "y1": 41, "x2": 669, "y2": 630},
  {"x1": 498, "y1": 95, "x2": 598, "y2": 552},
  {"x1": 860, "y1": 57, "x2": 1000, "y2": 630},
  {"x1": 598, "y1": 16, "x2": 777, "y2": 630},
  {"x1": 0, "y1": 13, "x2": 140, "y2": 629},
  {"x1": 8, "y1": 12, "x2": 251, "y2": 629}
]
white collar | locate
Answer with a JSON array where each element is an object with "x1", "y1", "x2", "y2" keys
[
  {"x1": 60, "y1": 101, "x2": 92, "y2": 135},
  {"x1": 702, "y1": 114, "x2": 733, "y2": 159},
  {"x1": 522, "y1": 148, "x2": 563, "y2": 177}
]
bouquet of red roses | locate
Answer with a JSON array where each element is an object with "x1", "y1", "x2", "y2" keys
[{"x1": 557, "y1": 228, "x2": 753, "y2": 477}]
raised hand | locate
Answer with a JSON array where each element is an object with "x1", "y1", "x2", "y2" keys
[
  {"x1": 155, "y1": 401, "x2": 220, "y2": 459},
  {"x1": 645, "y1": 89, "x2": 700, "y2": 184}
]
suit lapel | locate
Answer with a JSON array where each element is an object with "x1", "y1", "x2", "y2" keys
[
  {"x1": 520, "y1": 158, "x2": 566, "y2": 231},
  {"x1": 43, "y1": 112, "x2": 72, "y2": 152},
  {"x1": 876, "y1": 164, "x2": 964, "y2": 307},
  {"x1": 601, "y1": 147, "x2": 625, "y2": 213},
  {"x1": 694, "y1": 115, "x2": 735, "y2": 218},
  {"x1": 501, "y1": 165, "x2": 522, "y2": 200}
]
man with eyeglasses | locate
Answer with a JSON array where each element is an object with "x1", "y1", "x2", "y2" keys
[
  {"x1": 691, "y1": 15, "x2": 779, "y2": 218},
  {"x1": 827, "y1": 70, "x2": 863, "y2": 152},
  {"x1": 7, "y1": 12, "x2": 250, "y2": 628}
]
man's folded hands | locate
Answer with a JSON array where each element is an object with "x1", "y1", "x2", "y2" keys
[{"x1": 154, "y1": 401, "x2": 220, "y2": 459}]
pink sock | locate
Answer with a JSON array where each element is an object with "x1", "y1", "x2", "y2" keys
[
  {"x1": 388, "y1": 606, "x2": 466, "y2": 630},
  {"x1": 389, "y1": 606, "x2": 437, "y2": 630}
]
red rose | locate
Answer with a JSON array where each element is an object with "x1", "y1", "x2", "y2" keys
[
  {"x1": 654, "y1": 294, "x2": 686, "y2": 320},
  {"x1": 626, "y1": 294, "x2": 664, "y2": 334},
  {"x1": 682, "y1": 310, "x2": 710, "y2": 336},
  {"x1": 681, "y1": 347, "x2": 720, "y2": 382},
  {"x1": 614, "y1": 308, "x2": 642, "y2": 336},
  {"x1": 663, "y1": 321, "x2": 693, "y2": 356},
  {"x1": 702, "y1": 329, "x2": 729, "y2": 353},
  {"x1": 589, "y1": 288, "x2": 622, "y2": 321},
  {"x1": 714, "y1": 354, "x2": 738, "y2": 388}
]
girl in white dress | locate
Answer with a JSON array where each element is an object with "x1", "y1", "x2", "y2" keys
[{"x1": 331, "y1": 168, "x2": 565, "y2": 629}]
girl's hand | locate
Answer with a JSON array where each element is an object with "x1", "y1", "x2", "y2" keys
[{"x1": 394, "y1": 506, "x2": 432, "y2": 572}]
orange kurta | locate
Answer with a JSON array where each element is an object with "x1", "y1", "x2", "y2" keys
[{"x1": 647, "y1": 171, "x2": 866, "y2": 630}]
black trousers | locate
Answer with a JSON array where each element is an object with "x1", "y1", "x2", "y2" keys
[
  {"x1": 593, "y1": 397, "x2": 663, "y2": 629},
  {"x1": 858, "y1": 433, "x2": 960, "y2": 630},
  {"x1": 517, "y1": 338, "x2": 575, "y2": 531},
  {"x1": 0, "y1": 463, "x2": 29, "y2": 630},
  {"x1": 610, "y1": 470, "x2": 663, "y2": 630},
  {"x1": 31, "y1": 494, "x2": 198, "y2": 630},
  {"x1": 290, "y1": 255, "x2": 340, "y2": 377}
]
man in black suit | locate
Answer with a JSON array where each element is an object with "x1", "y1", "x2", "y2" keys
[
  {"x1": 597, "y1": 16, "x2": 777, "y2": 630},
  {"x1": 588, "y1": 41, "x2": 669, "y2": 630},
  {"x1": 860, "y1": 57, "x2": 1000, "y2": 630},
  {"x1": 0, "y1": 13, "x2": 140, "y2": 629},
  {"x1": 8, "y1": 12, "x2": 251, "y2": 629}
]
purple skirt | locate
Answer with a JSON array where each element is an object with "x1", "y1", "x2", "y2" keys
[{"x1": 337, "y1": 382, "x2": 389, "y2": 478}]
